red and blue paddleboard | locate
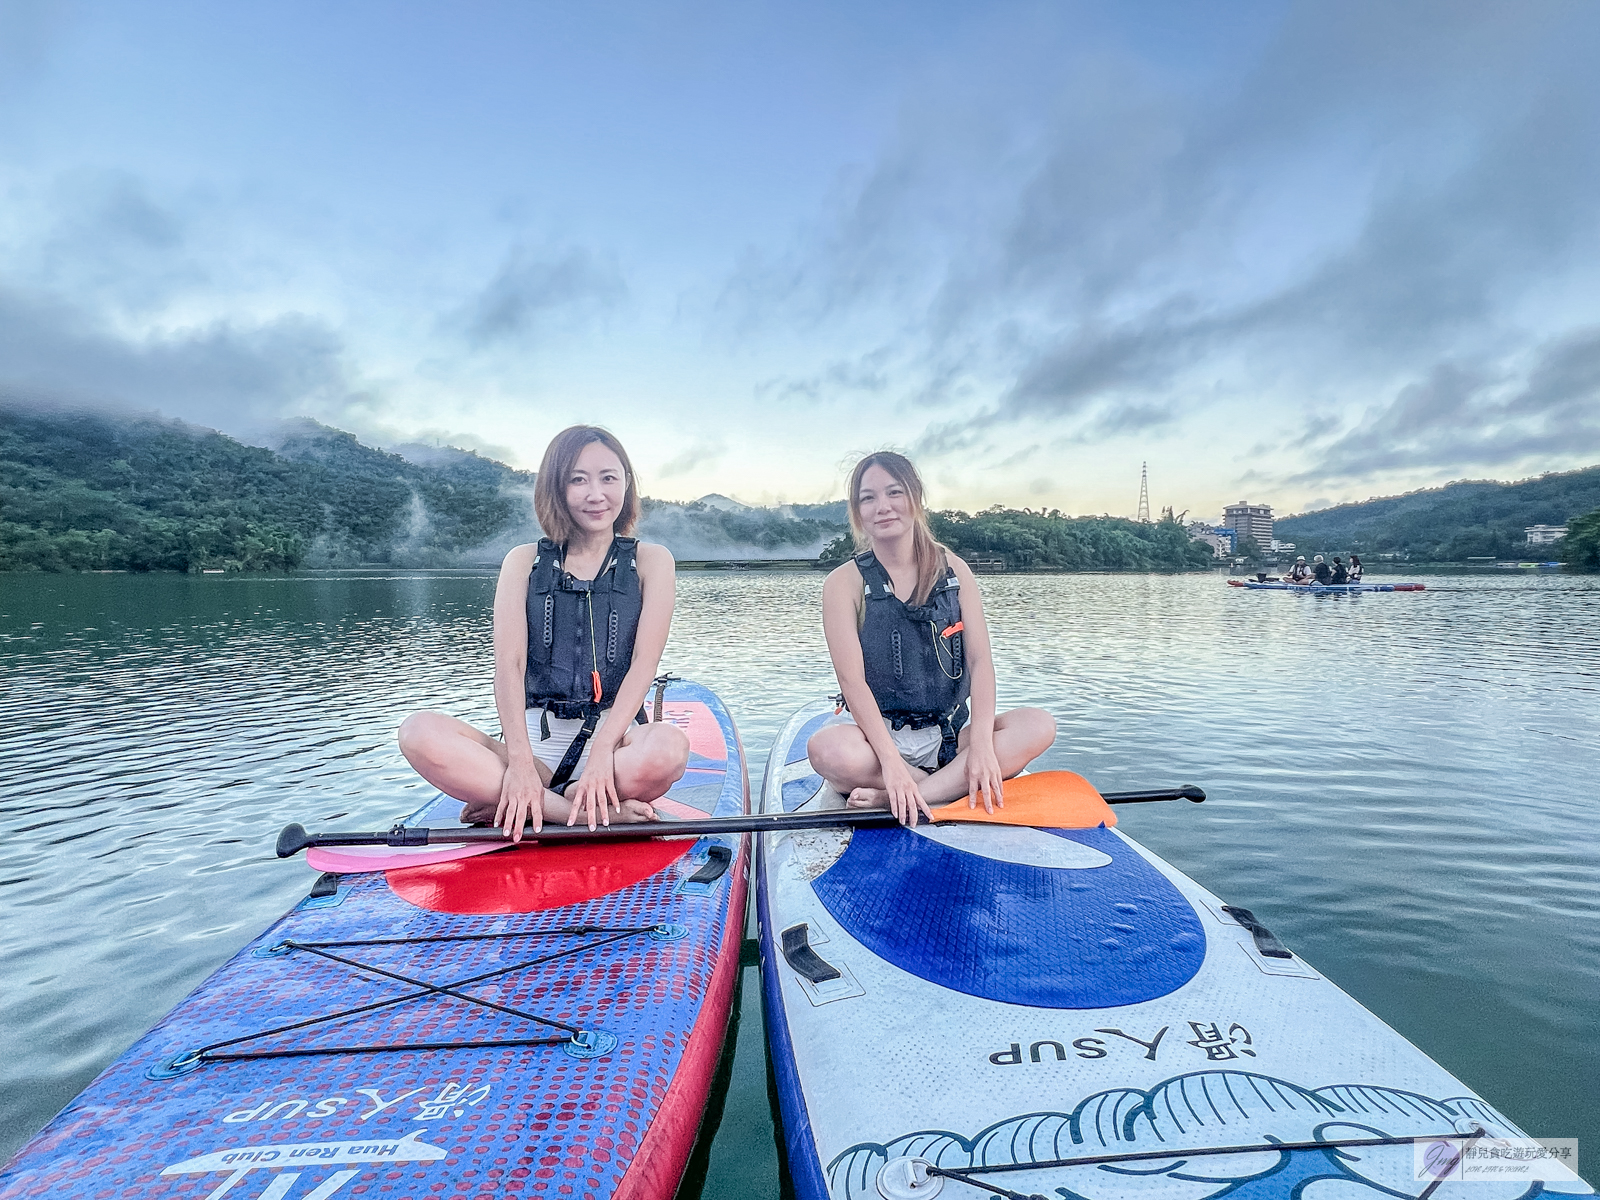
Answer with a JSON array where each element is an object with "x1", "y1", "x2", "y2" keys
[{"x1": 0, "y1": 677, "x2": 748, "y2": 1200}]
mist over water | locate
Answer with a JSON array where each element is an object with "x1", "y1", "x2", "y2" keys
[{"x1": 1, "y1": 569, "x2": 1596, "y2": 1184}]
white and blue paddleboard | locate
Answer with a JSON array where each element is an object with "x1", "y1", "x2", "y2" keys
[{"x1": 756, "y1": 699, "x2": 1588, "y2": 1200}]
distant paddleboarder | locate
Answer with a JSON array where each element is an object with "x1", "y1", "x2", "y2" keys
[
  {"x1": 398, "y1": 425, "x2": 688, "y2": 837},
  {"x1": 808, "y1": 451, "x2": 1056, "y2": 825}
]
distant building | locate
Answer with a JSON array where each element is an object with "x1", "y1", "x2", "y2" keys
[
  {"x1": 1270, "y1": 539, "x2": 1296, "y2": 552},
  {"x1": 1223, "y1": 502, "x2": 1274, "y2": 550},
  {"x1": 1525, "y1": 524, "x2": 1568, "y2": 546},
  {"x1": 1187, "y1": 521, "x2": 1234, "y2": 559}
]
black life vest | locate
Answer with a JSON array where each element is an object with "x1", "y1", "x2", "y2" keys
[
  {"x1": 524, "y1": 537, "x2": 642, "y2": 720},
  {"x1": 855, "y1": 550, "x2": 969, "y2": 764}
]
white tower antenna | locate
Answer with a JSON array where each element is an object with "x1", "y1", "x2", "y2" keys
[{"x1": 1136, "y1": 462, "x2": 1151, "y2": 524}]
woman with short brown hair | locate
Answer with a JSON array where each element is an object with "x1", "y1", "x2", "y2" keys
[{"x1": 399, "y1": 425, "x2": 687, "y2": 836}]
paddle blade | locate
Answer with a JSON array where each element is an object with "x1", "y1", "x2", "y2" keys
[
  {"x1": 276, "y1": 823, "x2": 312, "y2": 858},
  {"x1": 927, "y1": 770, "x2": 1116, "y2": 829}
]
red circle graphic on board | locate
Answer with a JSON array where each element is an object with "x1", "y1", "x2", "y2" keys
[{"x1": 387, "y1": 840, "x2": 689, "y2": 914}]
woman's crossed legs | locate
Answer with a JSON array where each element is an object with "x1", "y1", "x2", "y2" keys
[
  {"x1": 806, "y1": 707, "x2": 1056, "y2": 810},
  {"x1": 398, "y1": 711, "x2": 688, "y2": 826}
]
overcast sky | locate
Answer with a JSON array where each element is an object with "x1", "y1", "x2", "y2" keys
[{"x1": 3, "y1": 0, "x2": 1598, "y2": 518}]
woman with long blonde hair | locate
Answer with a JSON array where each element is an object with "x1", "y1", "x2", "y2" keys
[
  {"x1": 398, "y1": 425, "x2": 688, "y2": 837},
  {"x1": 808, "y1": 451, "x2": 1056, "y2": 824}
]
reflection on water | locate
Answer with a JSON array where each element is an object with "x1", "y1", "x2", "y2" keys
[{"x1": 2, "y1": 569, "x2": 1597, "y2": 1180}]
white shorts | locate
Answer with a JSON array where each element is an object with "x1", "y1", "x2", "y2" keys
[
  {"x1": 888, "y1": 722, "x2": 945, "y2": 771},
  {"x1": 524, "y1": 707, "x2": 613, "y2": 784}
]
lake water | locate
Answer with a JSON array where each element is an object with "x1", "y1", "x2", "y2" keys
[{"x1": 2, "y1": 569, "x2": 1598, "y2": 1186}]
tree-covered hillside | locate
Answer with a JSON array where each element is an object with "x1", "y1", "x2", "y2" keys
[
  {"x1": 1561, "y1": 508, "x2": 1600, "y2": 572},
  {"x1": 639, "y1": 497, "x2": 842, "y2": 559},
  {"x1": 821, "y1": 508, "x2": 1215, "y2": 572},
  {"x1": 0, "y1": 403, "x2": 530, "y2": 572},
  {"x1": 3, "y1": 398, "x2": 1414, "y2": 575},
  {"x1": 1274, "y1": 466, "x2": 1600, "y2": 560},
  {"x1": 0, "y1": 403, "x2": 840, "y2": 572}
]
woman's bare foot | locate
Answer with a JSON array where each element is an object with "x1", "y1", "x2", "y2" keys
[
  {"x1": 613, "y1": 799, "x2": 659, "y2": 823},
  {"x1": 845, "y1": 787, "x2": 890, "y2": 809},
  {"x1": 461, "y1": 801, "x2": 497, "y2": 825},
  {"x1": 461, "y1": 791, "x2": 662, "y2": 830},
  {"x1": 547, "y1": 796, "x2": 661, "y2": 826}
]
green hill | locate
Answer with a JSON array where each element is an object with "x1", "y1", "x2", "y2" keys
[
  {"x1": 0, "y1": 403, "x2": 840, "y2": 572},
  {"x1": 0, "y1": 399, "x2": 1315, "y2": 575},
  {"x1": 819, "y1": 508, "x2": 1215, "y2": 572},
  {"x1": 638, "y1": 497, "x2": 842, "y2": 559},
  {"x1": 0, "y1": 403, "x2": 531, "y2": 572},
  {"x1": 1274, "y1": 466, "x2": 1600, "y2": 561}
]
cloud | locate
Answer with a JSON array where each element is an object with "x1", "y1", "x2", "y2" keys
[
  {"x1": 710, "y1": 0, "x2": 1600, "y2": 472},
  {"x1": 1289, "y1": 326, "x2": 1600, "y2": 480},
  {"x1": 392, "y1": 435, "x2": 525, "y2": 470},
  {"x1": 0, "y1": 166, "x2": 378, "y2": 440},
  {"x1": 754, "y1": 346, "x2": 894, "y2": 403},
  {"x1": 657, "y1": 437, "x2": 727, "y2": 479},
  {"x1": 0, "y1": 169, "x2": 208, "y2": 319},
  {"x1": 454, "y1": 245, "x2": 626, "y2": 346},
  {"x1": 0, "y1": 283, "x2": 359, "y2": 436},
  {"x1": 911, "y1": 416, "x2": 994, "y2": 459},
  {"x1": 54, "y1": 170, "x2": 183, "y2": 251}
]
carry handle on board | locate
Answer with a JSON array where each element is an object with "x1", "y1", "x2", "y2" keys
[{"x1": 275, "y1": 775, "x2": 1205, "y2": 858}]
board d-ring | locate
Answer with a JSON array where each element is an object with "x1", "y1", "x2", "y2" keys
[{"x1": 877, "y1": 1157, "x2": 943, "y2": 1200}]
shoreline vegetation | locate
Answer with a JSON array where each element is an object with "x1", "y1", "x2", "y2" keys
[
  {"x1": 1272, "y1": 465, "x2": 1600, "y2": 569},
  {"x1": 3, "y1": 401, "x2": 1598, "y2": 573},
  {"x1": 0, "y1": 404, "x2": 1215, "y2": 575}
]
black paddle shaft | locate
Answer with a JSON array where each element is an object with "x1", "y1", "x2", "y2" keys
[
  {"x1": 274, "y1": 785, "x2": 1205, "y2": 857},
  {"x1": 1103, "y1": 784, "x2": 1206, "y2": 804}
]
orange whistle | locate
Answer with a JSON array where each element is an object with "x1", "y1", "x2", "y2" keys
[
  {"x1": 591, "y1": 670, "x2": 603, "y2": 702},
  {"x1": 941, "y1": 622, "x2": 965, "y2": 638}
]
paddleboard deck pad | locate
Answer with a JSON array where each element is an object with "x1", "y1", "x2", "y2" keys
[
  {"x1": 0, "y1": 678, "x2": 749, "y2": 1200},
  {"x1": 757, "y1": 700, "x2": 1588, "y2": 1200}
]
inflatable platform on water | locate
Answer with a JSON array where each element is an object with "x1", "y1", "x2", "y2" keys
[
  {"x1": 1229, "y1": 580, "x2": 1425, "y2": 593},
  {"x1": 0, "y1": 677, "x2": 749, "y2": 1200},
  {"x1": 757, "y1": 699, "x2": 1589, "y2": 1200}
]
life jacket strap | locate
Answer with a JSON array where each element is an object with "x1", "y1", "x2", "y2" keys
[
  {"x1": 548, "y1": 706, "x2": 601, "y2": 792},
  {"x1": 935, "y1": 703, "x2": 969, "y2": 769}
]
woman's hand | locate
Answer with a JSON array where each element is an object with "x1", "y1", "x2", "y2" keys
[
  {"x1": 964, "y1": 736, "x2": 1005, "y2": 813},
  {"x1": 881, "y1": 756, "x2": 932, "y2": 826},
  {"x1": 496, "y1": 759, "x2": 547, "y2": 841},
  {"x1": 565, "y1": 747, "x2": 620, "y2": 831}
]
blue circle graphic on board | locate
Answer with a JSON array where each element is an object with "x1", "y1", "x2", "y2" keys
[{"x1": 811, "y1": 824, "x2": 1205, "y2": 1008}]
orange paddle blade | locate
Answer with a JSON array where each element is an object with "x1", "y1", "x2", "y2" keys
[{"x1": 928, "y1": 770, "x2": 1116, "y2": 829}]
